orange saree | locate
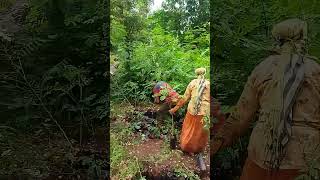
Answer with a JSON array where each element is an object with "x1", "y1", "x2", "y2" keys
[{"x1": 180, "y1": 112, "x2": 209, "y2": 153}]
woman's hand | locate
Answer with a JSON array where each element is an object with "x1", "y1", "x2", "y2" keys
[
  {"x1": 154, "y1": 96, "x2": 160, "y2": 104},
  {"x1": 169, "y1": 108, "x2": 176, "y2": 115},
  {"x1": 169, "y1": 105, "x2": 180, "y2": 115}
]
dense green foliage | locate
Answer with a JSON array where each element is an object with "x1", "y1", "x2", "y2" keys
[
  {"x1": 0, "y1": 0, "x2": 108, "y2": 178},
  {"x1": 211, "y1": 0, "x2": 320, "y2": 105},
  {"x1": 1, "y1": 0, "x2": 108, "y2": 135},
  {"x1": 111, "y1": 0, "x2": 210, "y2": 102}
]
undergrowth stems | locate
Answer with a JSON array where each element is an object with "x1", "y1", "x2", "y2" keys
[{"x1": 18, "y1": 57, "x2": 74, "y2": 149}]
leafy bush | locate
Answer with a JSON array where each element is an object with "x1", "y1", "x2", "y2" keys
[
  {"x1": 211, "y1": 0, "x2": 320, "y2": 105},
  {"x1": 1, "y1": 0, "x2": 108, "y2": 137},
  {"x1": 111, "y1": 23, "x2": 209, "y2": 102}
]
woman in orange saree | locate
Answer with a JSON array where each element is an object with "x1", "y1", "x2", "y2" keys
[{"x1": 169, "y1": 68, "x2": 210, "y2": 171}]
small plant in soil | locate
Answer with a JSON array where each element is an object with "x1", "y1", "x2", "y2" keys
[
  {"x1": 128, "y1": 109, "x2": 181, "y2": 141},
  {"x1": 174, "y1": 165, "x2": 201, "y2": 180}
]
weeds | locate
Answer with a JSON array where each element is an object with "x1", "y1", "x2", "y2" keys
[
  {"x1": 174, "y1": 164, "x2": 201, "y2": 180},
  {"x1": 110, "y1": 122, "x2": 144, "y2": 179}
]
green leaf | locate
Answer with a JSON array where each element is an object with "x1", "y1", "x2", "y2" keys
[{"x1": 160, "y1": 96, "x2": 166, "y2": 101}]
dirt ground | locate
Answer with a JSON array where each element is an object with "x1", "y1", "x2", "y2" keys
[
  {"x1": 111, "y1": 102, "x2": 211, "y2": 179},
  {"x1": 0, "y1": 129, "x2": 108, "y2": 179},
  {"x1": 128, "y1": 138, "x2": 210, "y2": 179}
]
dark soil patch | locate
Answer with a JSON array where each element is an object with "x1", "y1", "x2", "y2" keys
[
  {"x1": 112, "y1": 103, "x2": 210, "y2": 179},
  {"x1": 128, "y1": 139, "x2": 210, "y2": 180},
  {"x1": 0, "y1": 129, "x2": 108, "y2": 180}
]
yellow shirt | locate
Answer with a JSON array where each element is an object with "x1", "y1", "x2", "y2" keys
[
  {"x1": 216, "y1": 55, "x2": 320, "y2": 170},
  {"x1": 183, "y1": 78, "x2": 210, "y2": 116}
]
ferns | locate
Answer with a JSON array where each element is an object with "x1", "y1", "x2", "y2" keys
[
  {"x1": 17, "y1": 37, "x2": 48, "y2": 57},
  {"x1": 1, "y1": 0, "x2": 107, "y2": 135}
]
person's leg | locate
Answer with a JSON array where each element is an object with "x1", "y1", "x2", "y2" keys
[{"x1": 195, "y1": 152, "x2": 206, "y2": 171}]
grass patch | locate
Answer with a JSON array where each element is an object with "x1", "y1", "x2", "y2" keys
[
  {"x1": 110, "y1": 122, "x2": 145, "y2": 179},
  {"x1": 173, "y1": 163, "x2": 201, "y2": 180},
  {"x1": 110, "y1": 101, "x2": 135, "y2": 117}
]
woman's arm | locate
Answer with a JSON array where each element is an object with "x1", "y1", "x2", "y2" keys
[
  {"x1": 154, "y1": 96, "x2": 160, "y2": 104},
  {"x1": 211, "y1": 73, "x2": 259, "y2": 155},
  {"x1": 169, "y1": 81, "x2": 193, "y2": 114}
]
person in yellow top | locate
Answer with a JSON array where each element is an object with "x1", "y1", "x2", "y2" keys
[
  {"x1": 169, "y1": 67, "x2": 210, "y2": 171},
  {"x1": 211, "y1": 19, "x2": 320, "y2": 180}
]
